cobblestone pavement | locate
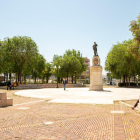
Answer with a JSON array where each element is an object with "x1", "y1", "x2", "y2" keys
[{"x1": 0, "y1": 90, "x2": 140, "y2": 140}]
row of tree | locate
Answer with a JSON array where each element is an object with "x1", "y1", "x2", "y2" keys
[
  {"x1": 0, "y1": 36, "x2": 50, "y2": 84},
  {"x1": 0, "y1": 36, "x2": 86, "y2": 84},
  {"x1": 52, "y1": 49, "x2": 86, "y2": 83},
  {"x1": 105, "y1": 14, "x2": 140, "y2": 86}
]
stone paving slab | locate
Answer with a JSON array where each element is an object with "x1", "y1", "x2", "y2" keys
[{"x1": 14, "y1": 88, "x2": 140, "y2": 104}]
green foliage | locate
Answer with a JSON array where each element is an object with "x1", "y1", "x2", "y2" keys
[
  {"x1": 1, "y1": 36, "x2": 38, "y2": 74},
  {"x1": 31, "y1": 53, "x2": 46, "y2": 79},
  {"x1": 0, "y1": 40, "x2": 5, "y2": 73},
  {"x1": 0, "y1": 39, "x2": 13, "y2": 74},
  {"x1": 129, "y1": 14, "x2": 140, "y2": 45},
  {"x1": 105, "y1": 39, "x2": 140, "y2": 78},
  {"x1": 52, "y1": 49, "x2": 86, "y2": 79},
  {"x1": 106, "y1": 14, "x2": 140, "y2": 80},
  {"x1": 0, "y1": 36, "x2": 47, "y2": 83},
  {"x1": 43, "y1": 62, "x2": 53, "y2": 82}
]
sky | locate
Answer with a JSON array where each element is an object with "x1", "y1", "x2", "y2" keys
[{"x1": 0, "y1": 0, "x2": 140, "y2": 75}]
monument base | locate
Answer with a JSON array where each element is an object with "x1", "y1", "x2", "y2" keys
[
  {"x1": 89, "y1": 85, "x2": 103, "y2": 91},
  {"x1": 89, "y1": 55, "x2": 103, "y2": 91}
]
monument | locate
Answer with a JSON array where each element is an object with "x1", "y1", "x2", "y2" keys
[{"x1": 89, "y1": 42, "x2": 103, "y2": 91}]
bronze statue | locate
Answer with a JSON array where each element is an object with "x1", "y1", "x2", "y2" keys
[{"x1": 92, "y1": 42, "x2": 98, "y2": 56}]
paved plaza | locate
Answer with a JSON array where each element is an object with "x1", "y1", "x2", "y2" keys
[
  {"x1": 0, "y1": 87, "x2": 140, "y2": 140},
  {"x1": 14, "y1": 88, "x2": 140, "y2": 104}
]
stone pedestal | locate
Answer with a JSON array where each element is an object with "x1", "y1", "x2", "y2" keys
[
  {"x1": 89, "y1": 56, "x2": 103, "y2": 91},
  {"x1": 0, "y1": 92, "x2": 13, "y2": 107}
]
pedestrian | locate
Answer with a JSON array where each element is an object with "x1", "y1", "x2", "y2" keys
[
  {"x1": 63, "y1": 78, "x2": 67, "y2": 90},
  {"x1": 7, "y1": 79, "x2": 11, "y2": 90},
  {"x1": 131, "y1": 99, "x2": 139, "y2": 110},
  {"x1": 11, "y1": 80, "x2": 14, "y2": 90}
]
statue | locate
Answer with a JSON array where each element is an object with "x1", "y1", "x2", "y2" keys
[{"x1": 92, "y1": 42, "x2": 98, "y2": 56}]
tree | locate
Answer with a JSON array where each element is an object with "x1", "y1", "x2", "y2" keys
[
  {"x1": 0, "y1": 39, "x2": 13, "y2": 82},
  {"x1": 43, "y1": 62, "x2": 53, "y2": 83},
  {"x1": 105, "y1": 14, "x2": 140, "y2": 87},
  {"x1": 52, "y1": 49, "x2": 86, "y2": 83},
  {"x1": 31, "y1": 54, "x2": 46, "y2": 83},
  {"x1": 129, "y1": 14, "x2": 140, "y2": 59},
  {"x1": 52, "y1": 55, "x2": 63, "y2": 83},
  {"x1": 105, "y1": 39, "x2": 139, "y2": 86},
  {"x1": 0, "y1": 40, "x2": 4, "y2": 73},
  {"x1": 3, "y1": 36, "x2": 38, "y2": 84}
]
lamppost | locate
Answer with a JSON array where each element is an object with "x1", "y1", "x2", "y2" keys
[{"x1": 54, "y1": 65, "x2": 61, "y2": 88}]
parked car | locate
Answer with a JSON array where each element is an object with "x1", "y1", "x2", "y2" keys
[
  {"x1": 107, "y1": 83, "x2": 110, "y2": 85},
  {"x1": 0, "y1": 81, "x2": 7, "y2": 86},
  {"x1": 112, "y1": 82, "x2": 116, "y2": 85}
]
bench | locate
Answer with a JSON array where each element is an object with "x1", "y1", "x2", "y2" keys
[{"x1": 0, "y1": 92, "x2": 13, "y2": 107}]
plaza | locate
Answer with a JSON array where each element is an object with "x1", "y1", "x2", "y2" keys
[
  {"x1": 0, "y1": 87, "x2": 140, "y2": 140},
  {"x1": 14, "y1": 88, "x2": 140, "y2": 104},
  {"x1": 0, "y1": 1, "x2": 140, "y2": 139}
]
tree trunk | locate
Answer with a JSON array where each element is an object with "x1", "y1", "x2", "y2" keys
[
  {"x1": 126, "y1": 75, "x2": 127, "y2": 87},
  {"x1": 42, "y1": 78, "x2": 43, "y2": 84},
  {"x1": 75, "y1": 72, "x2": 76, "y2": 84},
  {"x1": 19, "y1": 72, "x2": 21, "y2": 84},
  {"x1": 129, "y1": 75, "x2": 130, "y2": 87},
  {"x1": 24, "y1": 76, "x2": 26, "y2": 84},
  {"x1": 72, "y1": 75, "x2": 73, "y2": 84},
  {"x1": 9, "y1": 73, "x2": 11, "y2": 81},
  {"x1": 128, "y1": 70, "x2": 130, "y2": 87},
  {"x1": 67, "y1": 72, "x2": 68, "y2": 83},
  {"x1": 16, "y1": 73, "x2": 17, "y2": 83},
  {"x1": 123, "y1": 75, "x2": 125, "y2": 86},
  {"x1": 18, "y1": 73, "x2": 20, "y2": 83},
  {"x1": 35, "y1": 76, "x2": 36, "y2": 84},
  {"x1": 4, "y1": 73, "x2": 5, "y2": 81},
  {"x1": 6, "y1": 73, "x2": 8, "y2": 86},
  {"x1": 129, "y1": 68, "x2": 131, "y2": 87}
]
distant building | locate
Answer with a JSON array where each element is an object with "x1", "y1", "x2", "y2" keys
[{"x1": 66, "y1": 57, "x2": 90, "y2": 84}]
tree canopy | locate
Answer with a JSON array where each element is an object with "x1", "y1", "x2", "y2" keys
[
  {"x1": 105, "y1": 13, "x2": 140, "y2": 86},
  {"x1": 129, "y1": 14, "x2": 140, "y2": 59},
  {"x1": 0, "y1": 36, "x2": 86, "y2": 84},
  {"x1": 0, "y1": 36, "x2": 48, "y2": 83},
  {"x1": 52, "y1": 49, "x2": 86, "y2": 82},
  {"x1": 105, "y1": 39, "x2": 140, "y2": 86}
]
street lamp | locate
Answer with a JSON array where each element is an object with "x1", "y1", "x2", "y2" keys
[{"x1": 54, "y1": 65, "x2": 61, "y2": 88}]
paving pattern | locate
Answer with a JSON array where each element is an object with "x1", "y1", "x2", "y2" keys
[{"x1": 0, "y1": 89, "x2": 140, "y2": 140}]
